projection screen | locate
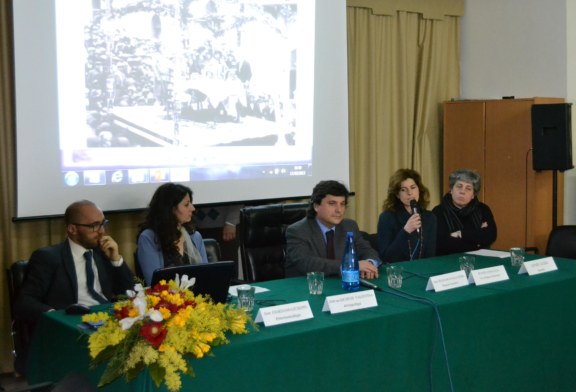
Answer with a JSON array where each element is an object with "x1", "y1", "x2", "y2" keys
[{"x1": 12, "y1": 0, "x2": 349, "y2": 218}]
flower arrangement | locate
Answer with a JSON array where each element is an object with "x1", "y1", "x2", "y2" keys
[{"x1": 81, "y1": 275, "x2": 253, "y2": 392}]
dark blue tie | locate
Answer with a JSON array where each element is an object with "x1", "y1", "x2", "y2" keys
[
  {"x1": 326, "y1": 230, "x2": 335, "y2": 259},
  {"x1": 83, "y1": 251, "x2": 108, "y2": 304}
]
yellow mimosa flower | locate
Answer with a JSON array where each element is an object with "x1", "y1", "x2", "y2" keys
[{"x1": 86, "y1": 278, "x2": 253, "y2": 392}]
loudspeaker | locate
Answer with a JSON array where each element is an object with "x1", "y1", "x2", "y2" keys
[{"x1": 531, "y1": 103, "x2": 574, "y2": 171}]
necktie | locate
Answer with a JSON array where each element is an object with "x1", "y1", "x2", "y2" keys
[
  {"x1": 83, "y1": 251, "x2": 108, "y2": 304},
  {"x1": 326, "y1": 230, "x2": 335, "y2": 259}
]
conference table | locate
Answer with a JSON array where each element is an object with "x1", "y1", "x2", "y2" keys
[{"x1": 27, "y1": 253, "x2": 576, "y2": 392}]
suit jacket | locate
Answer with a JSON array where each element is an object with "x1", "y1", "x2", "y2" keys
[
  {"x1": 285, "y1": 217, "x2": 380, "y2": 277},
  {"x1": 15, "y1": 240, "x2": 134, "y2": 322}
]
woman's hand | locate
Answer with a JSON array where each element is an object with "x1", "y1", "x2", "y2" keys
[{"x1": 404, "y1": 213, "x2": 421, "y2": 234}]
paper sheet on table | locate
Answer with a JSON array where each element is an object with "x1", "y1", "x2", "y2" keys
[
  {"x1": 465, "y1": 249, "x2": 510, "y2": 258},
  {"x1": 228, "y1": 285, "x2": 270, "y2": 296}
]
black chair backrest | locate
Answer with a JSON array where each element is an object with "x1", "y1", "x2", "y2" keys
[
  {"x1": 546, "y1": 225, "x2": 576, "y2": 259},
  {"x1": 360, "y1": 231, "x2": 379, "y2": 254},
  {"x1": 7, "y1": 260, "x2": 28, "y2": 318},
  {"x1": 203, "y1": 238, "x2": 222, "y2": 263},
  {"x1": 239, "y1": 203, "x2": 308, "y2": 282},
  {"x1": 6, "y1": 260, "x2": 33, "y2": 376}
]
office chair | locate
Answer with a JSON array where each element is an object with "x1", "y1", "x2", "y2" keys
[
  {"x1": 239, "y1": 203, "x2": 308, "y2": 282},
  {"x1": 545, "y1": 225, "x2": 576, "y2": 259},
  {"x1": 360, "y1": 231, "x2": 379, "y2": 254},
  {"x1": 6, "y1": 260, "x2": 33, "y2": 377},
  {"x1": 203, "y1": 238, "x2": 222, "y2": 262}
]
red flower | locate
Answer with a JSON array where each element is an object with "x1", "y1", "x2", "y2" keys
[
  {"x1": 140, "y1": 321, "x2": 167, "y2": 347},
  {"x1": 147, "y1": 283, "x2": 170, "y2": 295},
  {"x1": 114, "y1": 306, "x2": 131, "y2": 320}
]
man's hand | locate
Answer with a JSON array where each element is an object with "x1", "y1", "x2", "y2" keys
[
  {"x1": 98, "y1": 235, "x2": 121, "y2": 262},
  {"x1": 222, "y1": 224, "x2": 237, "y2": 241},
  {"x1": 359, "y1": 260, "x2": 379, "y2": 279}
]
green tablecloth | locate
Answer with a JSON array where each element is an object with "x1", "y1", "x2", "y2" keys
[{"x1": 27, "y1": 254, "x2": 576, "y2": 391}]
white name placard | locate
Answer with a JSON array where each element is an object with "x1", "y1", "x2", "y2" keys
[
  {"x1": 322, "y1": 290, "x2": 378, "y2": 314},
  {"x1": 469, "y1": 265, "x2": 509, "y2": 285},
  {"x1": 255, "y1": 301, "x2": 314, "y2": 327},
  {"x1": 426, "y1": 270, "x2": 469, "y2": 292},
  {"x1": 519, "y1": 257, "x2": 558, "y2": 275}
]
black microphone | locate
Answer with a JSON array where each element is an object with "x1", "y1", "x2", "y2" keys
[
  {"x1": 410, "y1": 199, "x2": 420, "y2": 233},
  {"x1": 359, "y1": 278, "x2": 383, "y2": 291}
]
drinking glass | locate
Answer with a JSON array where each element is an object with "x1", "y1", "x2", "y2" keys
[
  {"x1": 237, "y1": 285, "x2": 255, "y2": 311},
  {"x1": 510, "y1": 247, "x2": 525, "y2": 267},
  {"x1": 386, "y1": 265, "x2": 404, "y2": 289},
  {"x1": 307, "y1": 272, "x2": 324, "y2": 295},
  {"x1": 459, "y1": 255, "x2": 475, "y2": 276}
]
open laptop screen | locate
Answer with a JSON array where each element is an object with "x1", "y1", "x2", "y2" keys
[{"x1": 151, "y1": 261, "x2": 235, "y2": 304}]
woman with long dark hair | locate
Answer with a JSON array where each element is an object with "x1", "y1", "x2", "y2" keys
[{"x1": 137, "y1": 183, "x2": 208, "y2": 285}]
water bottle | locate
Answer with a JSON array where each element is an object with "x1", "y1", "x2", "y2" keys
[{"x1": 341, "y1": 231, "x2": 360, "y2": 291}]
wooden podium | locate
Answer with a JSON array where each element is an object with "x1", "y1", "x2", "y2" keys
[{"x1": 443, "y1": 97, "x2": 564, "y2": 254}]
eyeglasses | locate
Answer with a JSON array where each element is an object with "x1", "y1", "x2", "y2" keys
[{"x1": 73, "y1": 219, "x2": 109, "y2": 232}]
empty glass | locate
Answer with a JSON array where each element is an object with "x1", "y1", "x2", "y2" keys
[
  {"x1": 510, "y1": 247, "x2": 525, "y2": 267},
  {"x1": 307, "y1": 272, "x2": 324, "y2": 295},
  {"x1": 459, "y1": 255, "x2": 475, "y2": 276},
  {"x1": 237, "y1": 285, "x2": 255, "y2": 312},
  {"x1": 386, "y1": 265, "x2": 404, "y2": 289}
]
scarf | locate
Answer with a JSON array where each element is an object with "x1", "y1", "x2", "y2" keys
[
  {"x1": 181, "y1": 227, "x2": 202, "y2": 265},
  {"x1": 440, "y1": 192, "x2": 483, "y2": 233}
]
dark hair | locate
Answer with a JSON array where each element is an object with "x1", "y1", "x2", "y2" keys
[
  {"x1": 138, "y1": 183, "x2": 195, "y2": 256},
  {"x1": 449, "y1": 169, "x2": 481, "y2": 195},
  {"x1": 307, "y1": 180, "x2": 349, "y2": 218},
  {"x1": 64, "y1": 200, "x2": 98, "y2": 225},
  {"x1": 382, "y1": 168, "x2": 431, "y2": 212}
]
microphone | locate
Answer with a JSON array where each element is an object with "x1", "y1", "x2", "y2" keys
[
  {"x1": 359, "y1": 278, "x2": 383, "y2": 291},
  {"x1": 410, "y1": 199, "x2": 420, "y2": 233}
]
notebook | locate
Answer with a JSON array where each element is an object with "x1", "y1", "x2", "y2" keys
[{"x1": 151, "y1": 261, "x2": 235, "y2": 303}]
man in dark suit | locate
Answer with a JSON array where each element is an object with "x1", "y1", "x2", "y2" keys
[
  {"x1": 15, "y1": 200, "x2": 134, "y2": 323},
  {"x1": 285, "y1": 180, "x2": 381, "y2": 278}
]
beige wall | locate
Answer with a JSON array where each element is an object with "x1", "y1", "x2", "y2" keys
[{"x1": 461, "y1": 0, "x2": 576, "y2": 223}]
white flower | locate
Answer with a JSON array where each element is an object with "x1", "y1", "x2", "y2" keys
[
  {"x1": 125, "y1": 283, "x2": 145, "y2": 298},
  {"x1": 175, "y1": 274, "x2": 196, "y2": 291},
  {"x1": 119, "y1": 284, "x2": 163, "y2": 330}
]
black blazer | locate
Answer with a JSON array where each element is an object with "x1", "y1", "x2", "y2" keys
[{"x1": 15, "y1": 240, "x2": 134, "y2": 322}]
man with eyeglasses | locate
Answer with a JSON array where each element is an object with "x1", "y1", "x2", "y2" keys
[{"x1": 15, "y1": 200, "x2": 134, "y2": 323}]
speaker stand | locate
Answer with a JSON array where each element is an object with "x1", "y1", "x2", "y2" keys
[{"x1": 552, "y1": 169, "x2": 558, "y2": 229}]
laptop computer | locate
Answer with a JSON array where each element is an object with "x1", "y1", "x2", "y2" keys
[{"x1": 151, "y1": 261, "x2": 235, "y2": 303}]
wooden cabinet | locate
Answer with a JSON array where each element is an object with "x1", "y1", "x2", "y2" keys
[{"x1": 443, "y1": 98, "x2": 564, "y2": 254}]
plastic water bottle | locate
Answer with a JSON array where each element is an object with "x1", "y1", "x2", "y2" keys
[{"x1": 341, "y1": 231, "x2": 360, "y2": 291}]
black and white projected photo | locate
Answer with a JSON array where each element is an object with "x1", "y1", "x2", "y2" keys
[
  {"x1": 57, "y1": 0, "x2": 313, "y2": 183},
  {"x1": 13, "y1": 0, "x2": 349, "y2": 217}
]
